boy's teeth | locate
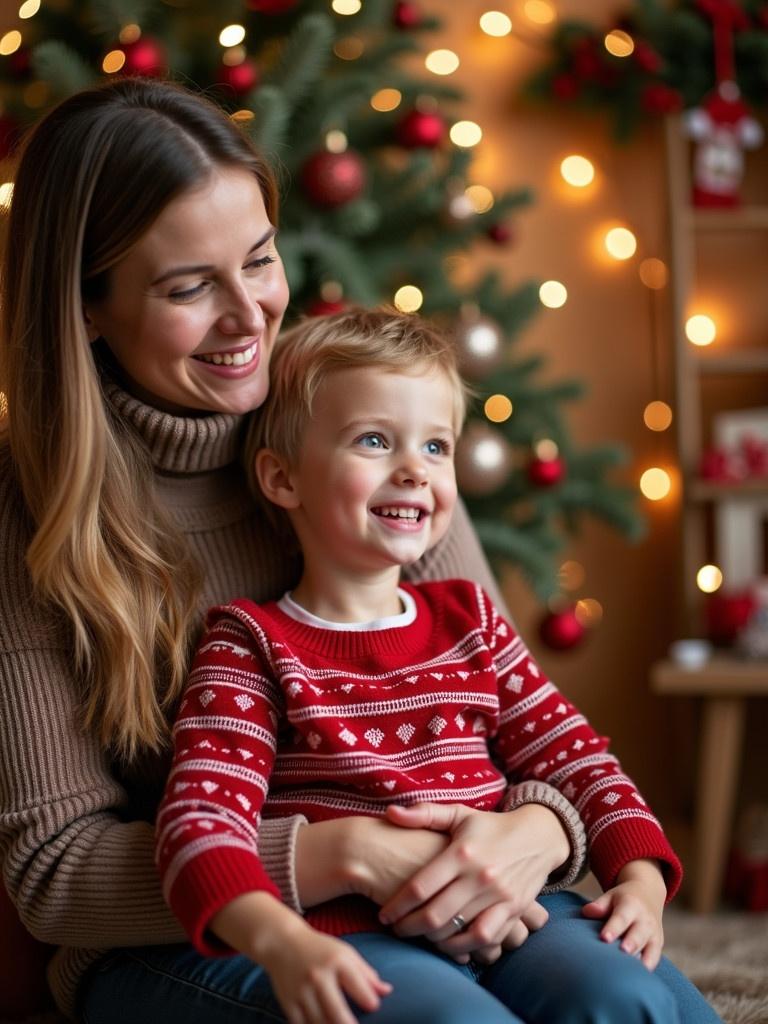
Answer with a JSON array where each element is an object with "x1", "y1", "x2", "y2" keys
[{"x1": 377, "y1": 507, "x2": 420, "y2": 519}]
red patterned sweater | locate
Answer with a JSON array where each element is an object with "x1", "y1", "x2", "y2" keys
[{"x1": 156, "y1": 579, "x2": 682, "y2": 954}]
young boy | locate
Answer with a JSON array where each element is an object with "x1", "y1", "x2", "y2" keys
[{"x1": 156, "y1": 309, "x2": 685, "y2": 1024}]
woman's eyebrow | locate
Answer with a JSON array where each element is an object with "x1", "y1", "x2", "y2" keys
[{"x1": 149, "y1": 226, "x2": 277, "y2": 286}]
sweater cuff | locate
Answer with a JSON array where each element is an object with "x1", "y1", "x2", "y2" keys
[
  {"x1": 589, "y1": 822, "x2": 684, "y2": 903},
  {"x1": 257, "y1": 814, "x2": 309, "y2": 914},
  {"x1": 500, "y1": 781, "x2": 587, "y2": 892}
]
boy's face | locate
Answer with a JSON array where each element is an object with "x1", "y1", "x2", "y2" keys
[{"x1": 283, "y1": 364, "x2": 459, "y2": 576}]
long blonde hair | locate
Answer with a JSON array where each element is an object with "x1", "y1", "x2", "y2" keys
[{"x1": 0, "y1": 79, "x2": 278, "y2": 761}]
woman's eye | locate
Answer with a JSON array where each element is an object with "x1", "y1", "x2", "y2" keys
[
  {"x1": 245, "y1": 254, "x2": 277, "y2": 271},
  {"x1": 169, "y1": 282, "x2": 208, "y2": 303},
  {"x1": 357, "y1": 433, "x2": 387, "y2": 449},
  {"x1": 424, "y1": 439, "x2": 450, "y2": 456}
]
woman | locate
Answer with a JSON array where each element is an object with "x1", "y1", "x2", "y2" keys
[{"x1": 0, "y1": 79, "x2": 716, "y2": 1024}]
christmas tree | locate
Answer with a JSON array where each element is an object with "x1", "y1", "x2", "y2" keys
[{"x1": 0, "y1": 0, "x2": 643, "y2": 610}]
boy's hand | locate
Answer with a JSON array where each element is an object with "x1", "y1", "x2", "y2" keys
[
  {"x1": 581, "y1": 858, "x2": 667, "y2": 970},
  {"x1": 262, "y1": 925, "x2": 391, "y2": 1024}
]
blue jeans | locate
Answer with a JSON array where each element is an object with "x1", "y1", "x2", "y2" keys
[{"x1": 79, "y1": 892, "x2": 722, "y2": 1023}]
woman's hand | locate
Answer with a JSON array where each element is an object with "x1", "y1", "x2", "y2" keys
[{"x1": 376, "y1": 802, "x2": 570, "y2": 960}]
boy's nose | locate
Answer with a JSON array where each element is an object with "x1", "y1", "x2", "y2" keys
[{"x1": 393, "y1": 460, "x2": 429, "y2": 487}]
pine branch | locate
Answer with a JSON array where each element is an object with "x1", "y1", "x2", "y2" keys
[
  {"x1": 263, "y1": 13, "x2": 335, "y2": 107},
  {"x1": 245, "y1": 85, "x2": 291, "y2": 160},
  {"x1": 31, "y1": 41, "x2": 96, "y2": 98}
]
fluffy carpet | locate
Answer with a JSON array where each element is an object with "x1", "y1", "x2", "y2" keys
[{"x1": 663, "y1": 909, "x2": 768, "y2": 1024}]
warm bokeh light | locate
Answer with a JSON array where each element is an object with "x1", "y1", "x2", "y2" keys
[
  {"x1": 394, "y1": 285, "x2": 423, "y2": 312},
  {"x1": 686, "y1": 314, "x2": 717, "y2": 346},
  {"x1": 371, "y1": 87, "x2": 401, "y2": 112},
  {"x1": 604, "y1": 29, "x2": 634, "y2": 57},
  {"x1": 0, "y1": 182, "x2": 14, "y2": 208},
  {"x1": 425, "y1": 49, "x2": 460, "y2": 75},
  {"x1": 576, "y1": 598, "x2": 603, "y2": 626},
  {"x1": 639, "y1": 467, "x2": 672, "y2": 501},
  {"x1": 230, "y1": 109, "x2": 255, "y2": 123},
  {"x1": 334, "y1": 36, "x2": 364, "y2": 59},
  {"x1": 325, "y1": 129, "x2": 348, "y2": 153},
  {"x1": 119, "y1": 23, "x2": 141, "y2": 44},
  {"x1": 102, "y1": 49, "x2": 127, "y2": 73},
  {"x1": 0, "y1": 391, "x2": 7, "y2": 419},
  {"x1": 332, "y1": 0, "x2": 362, "y2": 14},
  {"x1": 19, "y1": 0, "x2": 41, "y2": 17},
  {"x1": 643, "y1": 401, "x2": 673, "y2": 432},
  {"x1": 450, "y1": 121, "x2": 483, "y2": 147},
  {"x1": 479, "y1": 11, "x2": 513, "y2": 36},
  {"x1": 524, "y1": 0, "x2": 556, "y2": 24},
  {"x1": 605, "y1": 227, "x2": 637, "y2": 260},
  {"x1": 484, "y1": 394, "x2": 514, "y2": 423},
  {"x1": 697, "y1": 564, "x2": 723, "y2": 594},
  {"x1": 560, "y1": 155, "x2": 595, "y2": 188},
  {"x1": 321, "y1": 280, "x2": 343, "y2": 302},
  {"x1": 219, "y1": 24, "x2": 245, "y2": 47},
  {"x1": 559, "y1": 560, "x2": 586, "y2": 591},
  {"x1": 539, "y1": 280, "x2": 567, "y2": 308},
  {"x1": 535, "y1": 438, "x2": 559, "y2": 460},
  {"x1": 222, "y1": 46, "x2": 246, "y2": 67},
  {"x1": 0, "y1": 30, "x2": 23, "y2": 55},
  {"x1": 465, "y1": 184, "x2": 494, "y2": 213},
  {"x1": 639, "y1": 257, "x2": 668, "y2": 290}
]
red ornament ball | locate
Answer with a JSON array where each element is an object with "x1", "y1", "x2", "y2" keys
[
  {"x1": 247, "y1": 0, "x2": 299, "y2": 11},
  {"x1": 217, "y1": 58, "x2": 260, "y2": 96},
  {"x1": 633, "y1": 41, "x2": 662, "y2": 74},
  {"x1": 486, "y1": 222, "x2": 513, "y2": 245},
  {"x1": 300, "y1": 150, "x2": 366, "y2": 208},
  {"x1": 120, "y1": 37, "x2": 167, "y2": 78},
  {"x1": 641, "y1": 83, "x2": 683, "y2": 115},
  {"x1": 527, "y1": 455, "x2": 566, "y2": 487},
  {"x1": 396, "y1": 109, "x2": 445, "y2": 149},
  {"x1": 393, "y1": 1, "x2": 422, "y2": 28},
  {"x1": 539, "y1": 607, "x2": 586, "y2": 651},
  {"x1": 306, "y1": 298, "x2": 347, "y2": 317}
]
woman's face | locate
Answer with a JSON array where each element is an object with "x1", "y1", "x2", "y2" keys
[{"x1": 84, "y1": 166, "x2": 289, "y2": 416}]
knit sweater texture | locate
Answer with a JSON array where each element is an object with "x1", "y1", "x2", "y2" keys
[
  {"x1": 0, "y1": 379, "x2": 566, "y2": 1018},
  {"x1": 158, "y1": 579, "x2": 682, "y2": 956}
]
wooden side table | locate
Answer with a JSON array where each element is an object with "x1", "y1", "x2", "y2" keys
[{"x1": 651, "y1": 657, "x2": 768, "y2": 913}]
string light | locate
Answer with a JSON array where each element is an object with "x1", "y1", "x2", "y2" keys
[
  {"x1": 325, "y1": 129, "x2": 348, "y2": 153},
  {"x1": 119, "y1": 24, "x2": 141, "y2": 43},
  {"x1": 0, "y1": 182, "x2": 14, "y2": 208},
  {"x1": 219, "y1": 24, "x2": 245, "y2": 48},
  {"x1": 604, "y1": 30, "x2": 634, "y2": 57},
  {"x1": 697, "y1": 565, "x2": 723, "y2": 593},
  {"x1": 230, "y1": 109, "x2": 255, "y2": 123},
  {"x1": 425, "y1": 49, "x2": 460, "y2": 75},
  {"x1": 0, "y1": 30, "x2": 22, "y2": 55},
  {"x1": 18, "y1": 0, "x2": 41, "y2": 17},
  {"x1": 465, "y1": 184, "x2": 494, "y2": 213},
  {"x1": 604, "y1": 226, "x2": 637, "y2": 260},
  {"x1": 560, "y1": 155, "x2": 595, "y2": 188},
  {"x1": 524, "y1": 0, "x2": 556, "y2": 24},
  {"x1": 450, "y1": 120, "x2": 482, "y2": 147},
  {"x1": 539, "y1": 280, "x2": 567, "y2": 308},
  {"x1": 222, "y1": 46, "x2": 246, "y2": 66},
  {"x1": 576, "y1": 598, "x2": 603, "y2": 625},
  {"x1": 639, "y1": 257, "x2": 668, "y2": 289},
  {"x1": 535, "y1": 438, "x2": 559, "y2": 460},
  {"x1": 643, "y1": 401, "x2": 673, "y2": 432},
  {"x1": 639, "y1": 467, "x2": 671, "y2": 501},
  {"x1": 394, "y1": 285, "x2": 423, "y2": 312},
  {"x1": 484, "y1": 394, "x2": 513, "y2": 423},
  {"x1": 479, "y1": 11, "x2": 512, "y2": 36},
  {"x1": 686, "y1": 314, "x2": 717, "y2": 346},
  {"x1": 102, "y1": 50, "x2": 127, "y2": 73},
  {"x1": 371, "y1": 88, "x2": 401, "y2": 112},
  {"x1": 332, "y1": 0, "x2": 362, "y2": 14}
]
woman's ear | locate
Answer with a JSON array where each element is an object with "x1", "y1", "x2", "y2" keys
[
  {"x1": 254, "y1": 449, "x2": 300, "y2": 510},
  {"x1": 82, "y1": 305, "x2": 101, "y2": 344}
]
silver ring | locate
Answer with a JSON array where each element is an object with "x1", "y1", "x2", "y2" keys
[{"x1": 450, "y1": 913, "x2": 466, "y2": 933}]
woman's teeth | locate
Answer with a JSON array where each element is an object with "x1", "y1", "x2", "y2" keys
[{"x1": 196, "y1": 343, "x2": 257, "y2": 366}]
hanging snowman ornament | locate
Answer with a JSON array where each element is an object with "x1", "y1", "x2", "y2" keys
[{"x1": 685, "y1": 82, "x2": 763, "y2": 207}]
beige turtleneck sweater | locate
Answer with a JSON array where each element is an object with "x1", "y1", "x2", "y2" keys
[{"x1": 0, "y1": 381, "x2": 583, "y2": 1019}]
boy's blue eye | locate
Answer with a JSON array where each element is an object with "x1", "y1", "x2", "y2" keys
[
  {"x1": 424, "y1": 439, "x2": 449, "y2": 456},
  {"x1": 357, "y1": 433, "x2": 386, "y2": 449}
]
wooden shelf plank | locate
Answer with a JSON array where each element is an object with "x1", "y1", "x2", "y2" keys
[
  {"x1": 651, "y1": 657, "x2": 768, "y2": 696},
  {"x1": 689, "y1": 479, "x2": 768, "y2": 501},
  {"x1": 696, "y1": 350, "x2": 768, "y2": 375},
  {"x1": 687, "y1": 206, "x2": 768, "y2": 232}
]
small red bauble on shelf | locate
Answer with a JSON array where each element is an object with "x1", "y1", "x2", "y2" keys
[
  {"x1": 300, "y1": 149, "x2": 366, "y2": 208},
  {"x1": 486, "y1": 222, "x2": 513, "y2": 245},
  {"x1": 120, "y1": 36, "x2": 167, "y2": 78},
  {"x1": 705, "y1": 589, "x2": 756, "y2": 646},
  {"x1": 527, "y1": 455, "x2": 566, "y2": 487},
  {"x1": 539, "y1": 606, "x2": 586, "y2": 651},
  {"x1": 393, "y1": 1, "x2": 422, "y2": 28},
  {"x1": 217, "y1": 58, "x2": 260, "y2": 96},
  {"x1": 306, "y1": 298, "x2": 347, "y2": 317},
  {"x1": 247, "y1": 0, "x2": 299, "y2": 12},
  {"x1": 395, "y1": 109, "x2": 445, "y2": 149}
]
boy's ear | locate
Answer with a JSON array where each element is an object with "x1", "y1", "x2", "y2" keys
[{"x1": 254, "y1": 448, "x2": 300, "y2": 510}]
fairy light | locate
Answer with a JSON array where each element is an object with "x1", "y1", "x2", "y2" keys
[
  {"x1": 321, "y1": 281, "x2": 344, "y2": 302},
  {"x1": 219, "y1": 24, "x2": 245, "y2": 47},
  {"x1": 604, "y1": 30, "x2": 634, "y2": 57},
  {"x1": 639, "y1": 467, "x2": 671, "y2": 501},
  {"x1": 605, "y1": 227, "x2": 637, "y2": 260},
  {"x1": 560, "y1": 155, "x2": 595, "y2": 188},
  {"x1": 0, "y1": 182, "x2": 14, "y2": 209},
  {"x1": 371, "y1": 88, "x2": 401, "y2": 112},
  {"x1": 539, "y1": 280, "x2": 567, "y2": 308},
  {"x1": 325, "y1": 129, "x2": 348, "y2": 153},
  {"x1": 230, "y1": 109, "x2": 255, "y2": 123},
  {"x1": 484, "y1": 394, "x2": 513, "y2": 423},
  {"x1": 559, "y1": 560, "x2": 586, "y2": 590},
  {"x1": 222, "y1": 46, "x2": 247, "y2": 66},
  {"x1": 394, "y1": 285, "x2": 423, "y2": 313},
  {"x1": 450, "y1": 121, "x2": 482, "y2": 147},
  {"x1": 643, "y1": 401, "x2": 673, "y2": 432},
  {"x1": 479, "y1": 11, "x2": 512, "y2": 36},
  {"x1": 576, "y1": 598, "x2": 603, "y2": 626},
  {"x1": 686, "y1": 314, "x2": 717, "y2": 346},
  {"x1": 119, "y1": 24, "x2": 141, "y2": 43},
  {"x1": 697, "y1": 564, "x2": 723, "y2": 594},
  {"x1": 334, "y1": 36, "x2": 364, "y2": 59},
  {"x1": 639, "y1": 257, "x2": 668, "y2": 289},
  {"x1": 332, "y1": 0, "x2": 362, "y2": 14},
  {"x1": 524, "y1": 0, "x2": 556, "y2": 25},
  {"x1": 465, "y1": 185, "x2": 494, "y2": 213},
  {"x1": 0, "y1": 31, "x2": 23, "y2": 55},
  {"x1": 102, "y1": 49, "x2": 127, "y2": 74},
  {"x1": 425, "y1": 49, "x2": 460, "y2": 75},
  {"x1": 535, "y1": 438, "x2": 559, "y2": 460},
  {"x1": 19, "y1": 0, "x2": 41, "y2": 17}
]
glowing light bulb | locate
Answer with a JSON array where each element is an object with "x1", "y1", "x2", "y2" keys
[
  {"x1": 479, "y1": 11, "x2": 512, "y2": 36},
  {"x1": 394, "y1": 285, "x2": 423, "y2": 312},
  {"x1": 371, "y1": 88, "x2": 401, "y2": 112},
  {"x1": 450, "y1": 121, "x2": 482, "y2": 148},
  {"x1": 325, "y1": 129, "x2": 348, "y2": 153},
  {"x1": 0, "y1": 30, "x2": 22, "y2": 55},
  {"x1": 219, "y1": 24, "x2": 245, "y2": 47},
  {"x1": 539, "y1": 281, "x2": 567, "y2": 308},
  {"x1": 605, "y1": 227, "x2": 637, "y2": 261},
  {"x1": 560, "y1": 155, "x2": 595, "y2": 188},
  {"x1": 19, "y1": 0, "x2": 41, "y2": 17},
  {"x1": 484, "y1": 395, "x2": 513, "y2": 423},
  {"x1": 639, "y1": 257, "x2": 668, "y2": 290},
  {"x1": 643, "y1": 401, "x2": 673, "y2": 432},
  {"x1": 535, "y1": 438, "x2": 559, "y2": 460},
  {"x1": 465, "y1": 185, "x2": 494, "y2": 213},
  {"x1": 639, "y1": 467, "x2": 671, "y2": 501},
  {"x1": 604, "y1": 29, "x2": 634, "y2": 57},
  {"x1": 332, "y1": 0, "x2": 362, "y2": 14},
  {"x1": 425, "y1": 49, "x2": 460, "y2": 75},
  {"x1": 686, "y1": 314, "x2": 717, "y2": 346},
  {"x1": 697, "y1": 565, "x2": 723, "y2": 594}
]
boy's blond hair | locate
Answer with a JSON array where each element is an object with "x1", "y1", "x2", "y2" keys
[{"x1": 247, "y1": 307, "x2": 467, "y2": 475}]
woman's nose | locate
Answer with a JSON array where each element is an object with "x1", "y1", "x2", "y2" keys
[{"x1": 218, "y1": 284, "x2": 263, "y2": 336}]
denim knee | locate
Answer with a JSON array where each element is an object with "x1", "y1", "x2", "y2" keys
[{"x1": 536, "y1": 959, "x2": 679, "y2": 1024}]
